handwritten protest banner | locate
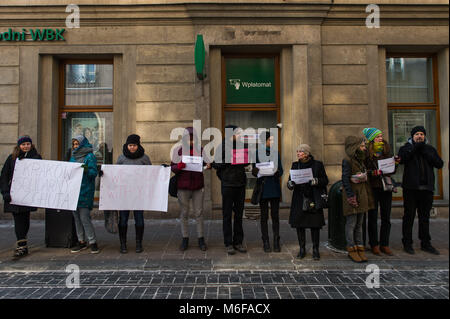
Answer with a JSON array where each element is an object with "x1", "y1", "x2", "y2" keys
[
  {"x1": 378, "y1": 157, "x2": 395, "y2": 174},
  {"x1": 256, "y1": 161, "x2": 275, "y2": 177},
  {"x1": 289, "y1": 168, "x2": 313, "y2": 184},
  {"x1": 99, "y1": 165, "x2": 171, "y2": 211},
  {"x1": 182, "y1": 155, "x2": 203, "y2": 172},
  {"x1": 10, "y1": 159, "x2": 84, "y2": 211}
]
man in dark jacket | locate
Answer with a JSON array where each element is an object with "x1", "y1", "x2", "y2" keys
[
  {"x1": 398, "y1": 126, "x2": 443, "y2": 255},
  {"x1": 212, "y1": 125, "x2": 249, "y2": 255}
]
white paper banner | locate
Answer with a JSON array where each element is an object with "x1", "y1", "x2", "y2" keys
[
  {"x1": 10, "y1": 159, "x2": 84, "y2": 211},
  {"x1": 256, "y1": 162, "x2": 275, "y2": 177},
  {"x1": 99, "y1": 165, "x2": 171, "y2": 211},
  {"x1": 182, "y1": 155, "x2": 203, "y2": 172},
  {"x1": 290, "y1": 168, "x2": 313, "y2": 184},
  {"x1": 378, "y1": 157, "x2": 395, "y2": 174}
]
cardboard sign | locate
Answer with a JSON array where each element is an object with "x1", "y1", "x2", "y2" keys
[
  {"x1": 290, "y1": 168, "x2": 313, "y2": 184},
  {"x1": 10, "y1": 159, "x2": 83, "y2": 211},
  {"x1": 378, "y1": 157, "x2": 395, "y2": 174},
  {"x1": 99, "y1": 165, "x2": 171, "y2": 212}
]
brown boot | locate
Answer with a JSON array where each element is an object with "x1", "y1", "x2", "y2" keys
[
  {"x1": 371, "y1": 245, "x2": 381, "y2": 256},
  {"x1": 380, "y1": 246, "x2": 394, "y2": 256},
  {"x1": 347, "y1": 246, "x2": 362, "y2": 263},
  {"x1": 357, "y1": 245, "x2": 368, "y2": 262}
]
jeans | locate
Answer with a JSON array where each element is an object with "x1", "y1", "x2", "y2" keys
[
  {"x1": 72, "y1": 207, "x2": 97, "y2": 245},
  {"x1": 177, "y1": 189, "x2": 205, "y2": 238},
  {"x1": 402, "y1": 189, "x2": 433, "y2": 247},
  {"x1": 260, "y1": 198, "x2": 280, "y2": 241},
  {"x1": 345, "y1": 213, "x2": 364, "y2": 247},
  {"x1": 367, "y1": 188, "x2": 392, "y2": 247},
  {"x1": 222, "y1": 186, "x2": 245, "y2": 247},
  {"x1": 12, "y1": 211, "x2": 30, "y2": 241},
  {"x1": 119, "y1": 211, "x2": 144, "y2": 227}
]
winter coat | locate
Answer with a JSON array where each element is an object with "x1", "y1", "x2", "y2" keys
[
  {"x1": 0, "y1": 147, "x2": 42, "y2": 213},
  {"x1": 364, "y1": 139, "x2": 395, "y2": 189},
  {"x1": 288, "y1": 157, "x2": 328, "y2": 229},
  {"x1": 252, "y1": 147, "x2": 283, "y2": 200},
  {"x1": 69, "y1": 139, "x2": 97, "y2": 210},
  {"x1": 398, "y1": 138, "x2": 443, "y2": 192},
  {"x1": 212, "y1": 140, "x2": 249, "y2": 188},
  {"x1": 116, "y1": 154, "x2": 151, "y2": 166},
  {"x1": 341, "y1": 136, "x2": 374, "y2": 216},
  {"x1": 170, "y1": 146, "x2": 205, "y2": 191}
]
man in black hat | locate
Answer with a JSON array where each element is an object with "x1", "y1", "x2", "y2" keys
[{"x1": 398, "y1": 126, "x2": 443, "y2": 255}]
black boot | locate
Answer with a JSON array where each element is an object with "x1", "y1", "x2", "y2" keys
[
  {"x1": 296, "y1": 228, "x2": 306, "y2": 259},
  {"x1": 180, "y1": 237, "x2": 189, "y2": 251},
  {"x1": 13, "y1": 239, "x2": 28, "y2": 259},
  {"x1": 198, "y1": 237, "x2": 207, "y2": 251},
  {"x1": 311, "y1": 228, "x2": 320, "y2": 261},
  {"x1": 262, "y1": 238, "x2": 271, "y2": 253},
  {"x1": 135, "y1": 225, "x2": 144, "y2": 253},
  {"x1": 118, "y1": 226, "x2": 127, "y2": 254},
  {"x1": 273, "y1": 235, "x2": 281, "y2": 253}
]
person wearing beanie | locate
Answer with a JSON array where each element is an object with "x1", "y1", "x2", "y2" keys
[
  {"x1": 69, "y1": 135, "x2": 100, "y2": 254},
  {"x1": 0, "y1": 135, "x2": 42, "y2": 259},
  {"x1": 363, "y1": 129, "x2": 397, "y2": 256},
  {"x1": 113, "y1": 134, "x2": 151, "y2": 254},
  {"x1": 251, "y1": 131, "x2": 283, "y2": 253},
  {"x1": 287, "y1": 144, "x2": 328, "y2": 261},
  {"x1": 171, "y1": 127, "x2": 211, "y2": 252},
  {"x1": 212, "y1": 124, "x2": 249, "y2": 255},
  {"x1": 398, "y1": 126, "x2": 443, "y2": 255},
  {"x1": 341, "y1": 136, "x2": 374, "y2": 263}
]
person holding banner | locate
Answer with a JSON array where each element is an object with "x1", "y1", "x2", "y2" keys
[
  {"x1": 114, "y1": 134, "x2": 151, "y2": 254},
  {"x1": 341, "y1": 136, "x2": 374, "y2": 263},
  {"x1": 287, "y1": 144, "x2": 328, "y2": 260},
  {"x1": 171, "y1": 127, "x2": 211, "y2": 251},
  {"x1": 251, "y1": 131, "x2": 283, "y2": 253},
  {"x1": 0, "y1": 136, "x2": 42, "y2": 259},
  {"x1": 363, "y1": 128, "x2": 398, "y2": 256},
  {"x1": 212, "y1": 125, "x2": 249, "y2": 255},
  {"x1": 69, "y1": 135, "x2": 100, "y2": 254}
]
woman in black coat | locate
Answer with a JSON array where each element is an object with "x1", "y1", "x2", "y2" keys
[
  {"x1": 288, "y1": 144, "x2": 328, "y2": 260},
  {"x1": 0, "y1": 136, "x2": 42, "y2": 259}
]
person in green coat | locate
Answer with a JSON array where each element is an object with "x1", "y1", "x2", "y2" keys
[{"x1": 69, "y1": 135, "x2": 100, "y2": 254}]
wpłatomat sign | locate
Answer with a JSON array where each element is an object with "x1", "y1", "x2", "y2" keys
[{"x1": 0, "y1": 28, "x2": 65, "y2": 41}]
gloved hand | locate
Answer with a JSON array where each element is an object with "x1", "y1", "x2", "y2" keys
[
  {"x1": 372, "y1": 169, "x2": 383, "y2": 176},
  {"x1": 81, "y1": 164, "x2": 88, "y2": 173},
  {"x1": 177, "y1": 162, "x2": 186, "y2": 170},
  {"x1": 2, "y1": 193, "x2": 11, "y2": 203},
  {"x1": 160, "y1": 164, "x2": 169, "y2": 168},
  {"x1": 252, "y1": 167, "x2": 259, "y2": 176},
  {"x1": 394, "y1": 155, "x2": 401, "y2": 164},
  {"x1": 287, "y1": 180, "x2": 295, "y2": 190},
  {"x1": 98, "y1": 170, "x2": 104, "y2": 177},
  {"x1": 347, "y1": 195, "x2": 358, "y2": 208},
  {"x1": 309, "y1": 178, "x2": 319, "y2": 186}
]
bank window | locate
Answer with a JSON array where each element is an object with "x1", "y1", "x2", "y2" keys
[
  {"x1": 222, "y1": 54, "x2": 280, "y2": 201},
  {"x1": 386, "y1": 54, "x2": 442, "y2": 199},
  {"x1": 59, "y1": 60, "x2": 114, "y2": 200}
]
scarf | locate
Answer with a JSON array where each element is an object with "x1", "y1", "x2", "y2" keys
[
  {"x1": 72, "y1": 146, "x2": 94, "y2": 163},
  {"x1": 123, "y1": 143, "x2": 145, "y2": 159}
]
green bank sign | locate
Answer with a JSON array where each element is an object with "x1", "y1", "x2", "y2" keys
[
  {"x1": 226, "y1": 58, "x2": 275, "y2": 104},
  {"x1": 0, "y1": 28, "x2": 65, "y2": 41}
]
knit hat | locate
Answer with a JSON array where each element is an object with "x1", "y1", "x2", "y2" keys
[
  {"x1": 297, "y1": 144, "x2": 311, "y2": 155},
  {"x1": 72, "y1": 135, "x2": 85, "y2": 145},
  {"x1": 17, "y1": 135, "x2": 32, "y2": 146},
  {"x1": 125, "y1": 134, "x2": 141, "y2": 145},
  {"x1": 411, "y1": 126, "x2": 426, "y2": 137},
  {"x1": 363, "y1": 128, "x2": 382, "y2": 142}
]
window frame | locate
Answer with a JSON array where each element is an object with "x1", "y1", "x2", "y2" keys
[{"x1": 386, "y1": 53, "x2": 443, "y2": 200}]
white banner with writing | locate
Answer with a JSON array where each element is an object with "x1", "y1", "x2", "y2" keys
[
  {"x1": 99, "y1": 165, "x2": 171, "y2": 212},
  {"x1": 10, "y1": 159, "x2": 84, "y2": 211}
]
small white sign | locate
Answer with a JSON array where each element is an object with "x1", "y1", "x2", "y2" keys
[
  {"x1": 290, "y1": 168, "x2": 313, "y2": 184},
  {"x1": 182, "y1": 155, "x2": 203, "y2": 172},
  {"x1": 256, "y1": 162, "x2": 275, "y2": 177},
  {"x1": 377, "y1": 157, "x2": 395, "y2": 174}
]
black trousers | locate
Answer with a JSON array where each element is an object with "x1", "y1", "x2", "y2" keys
[
  {"x1": 12, "y1": 211, "x2": 30, "y2": 242},
  {"x1": 402, "y1": 189, "x2": 433, "y2": 247},
  {"x1": 222, "y1": 186, "x2": 245, "y2": 247},
  {"x1": 368, "y1": 188, "x2": 392, "y2": 247},
  {"x1": 260, "y1": 198, "x2": 280, "y2": 241}
]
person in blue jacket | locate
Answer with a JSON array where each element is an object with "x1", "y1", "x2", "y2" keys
[
  {"x1": 252, "y1": 131, "x2": 283, "y2": 253},
  {"x1": 69, "y1": 135, "x2": 100, "y2": 254}
]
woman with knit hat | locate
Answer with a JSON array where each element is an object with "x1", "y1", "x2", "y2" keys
[
  {"x1": 363, "y1": 128, "x2": 397, "y2": 256},
  {"x1": 341, "y1": 136, "x2": 374, "y2": 263},
  {"x1": 69, "y1": 135, "x2": 100, "y2": 254},
  {"x1": 287, "y1": 144, "x2": 328, "y2": 260},
  {"x1": 0, "y1": 136, "x2": 42, "y2": 259},
  {"x1": 114, "y1": 134, "x2": 151, "y2": 254}
]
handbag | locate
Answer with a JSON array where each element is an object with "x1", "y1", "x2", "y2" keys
[
  {"x1": 169, "y1": 174, "x2": 178, "y2": 197},
  {"x1": 104, "y1": 210, "x2": 118, "y2": 234},
  {"x1": 381, "y1": 175, "x2": 394, "y2": 192},
  {"x1": 251, "y1": 178, "x2": 265, "y2": 205}
]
